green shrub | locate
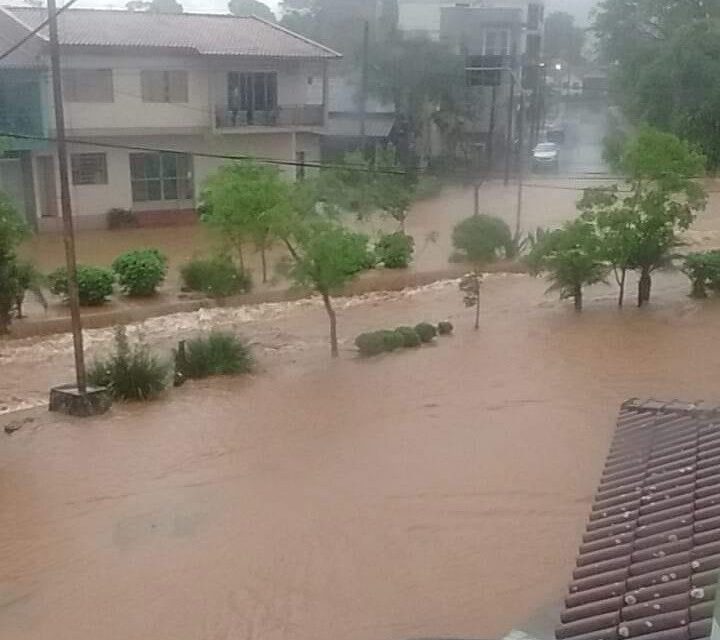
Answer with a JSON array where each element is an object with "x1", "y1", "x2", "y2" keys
[
  {"x1": 414, "y1": 322, "x2": 437, "y2": 343},
  {"x1": 355, "y1": 331, "x2": 386, "y2": 357},
  {"x1": 180, "y1": 256, "x2": 251, "y2": 297},
  {"x1": 88, "y1": 327, "x2": 168, "y2": 400},
  {"x1": 179, "y1": 332, "x2": 254, "y2": 379},
  {"x1": 396, "y1": 326, "x2": 422, "y2": 347},
  {"x1": 48, "y1": 265, "x2": 115, "y2": 306},
  {"x1": 380, "y1": 329, "x2": 405, "y2": 351},
  {"x1": 437, "y1": 321, "x2": 454, "y2": 335},
  {"x1": 112, "y1": 248, "x2": 168, "y2": 296},
  {"x1": 683, "y1": 251, "x2": 720, "y2": 298},
  {"x1": 375, "y1": 232, "x2": 415, "y2": 269},
  {"x1": 452, "y1": 215, "x2": 513, "y2": 263}
]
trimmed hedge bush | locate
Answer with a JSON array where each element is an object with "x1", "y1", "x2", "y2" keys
[
  {"x1": 355, "y1": 331, "x2": 387, "y2": 357},
  {"x1": 88, "y1": 327, "x2": 169, "y2": 400},
  {"x1": 415, "y1": 322, "x2": 437, "y2": 343},
  {"x1": 180, "y1": 256, "x2": 252, "y2": 297},
  {"x1": 180, "y1": 332, "x2": 254, "y2": 379},
  {"x1": 396, "y1": 326, "x2": 422, "y2": 347},
  {"x1": 380, "y1": 329, "x2": 405, "y2": 352},
  {"x1": 452, "y1": 215, "x2": 513, "y2": 263},
  {"x1": 683, "y1": 251, "x2": 720, "y2": 298},
  {"x1": 375, "y1": 232, "x2": 415, "y2": 269},
  {"x1": 437, "y1": 321, "x2": 454, "y2": 335},
  {"x1": 48, "y1": 265, "x2": 115, "y2": 306},
  {"x1": 112, "y1": 248, "x2": 168, "y2": 296}
]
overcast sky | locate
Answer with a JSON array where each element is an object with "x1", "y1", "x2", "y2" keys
[{"x1": 13, "y1": 0, "x2": 597, "y2": 25}]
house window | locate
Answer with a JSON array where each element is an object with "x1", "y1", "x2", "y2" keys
[
  {"x1": 141, "y1": 70, "x2": 189, "y2": 103},
  {"x1": 130, "y1": 152, "x2": 193, "y2": 202},
  {"x1": 295, "y1": 151, "x2": 305, "y2": 180},
  {"x1": 228, "y1": 72, "x2": 278, "y2": 112},
  {"x1": 71, "y1": 153, "x2": 107, "y2": 185},
  {"x1": 63, "y1": 69, "x2": 114, "y2": 103}
]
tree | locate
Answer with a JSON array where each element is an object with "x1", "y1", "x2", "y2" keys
[
  {"x1": 528, "y1": 219, "x2": 608, "y2": 312},
  {"x1": 200, "y1": 162, "x2": 290, "y2": 282},
  {"x1": 452, "y1": 215, "x2": 513, "y2": 264},
  {"x1": 228, "y1": 0, "x2": 275, "y2": 21},
  {"x1": 283, "y1": 219, "x2": 371, "y2": 357},
  {"x1": 0, "y1": 195, "x2": 27, "y2": 333},
  {"x1": 544, "y1": 12, "x2": 585, "y2": 65},
  {"x1": 126, "y1": 0, "x2": 183, "y2": 12}
]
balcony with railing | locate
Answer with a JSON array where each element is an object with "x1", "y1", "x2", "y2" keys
[{"x1": 214, "y1": 104, "x2": 324, "y2": 130}]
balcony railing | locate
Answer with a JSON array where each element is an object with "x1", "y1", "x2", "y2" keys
[{"x1": 215, "y1": 104, "x2": 324, "y2": 129}]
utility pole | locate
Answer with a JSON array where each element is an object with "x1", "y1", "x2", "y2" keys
[
  {"x1": 359, "y1": 19, "x2": 369, "y2": 153},
  {"x1": 503, "y1": 71, "x2": 515, "y2": 186},
  {"x1": 48, "y1": 0, "x2": 87, "y2": 393},
  {"x1": 514, "y1": 89, "x2": 525, "y2": 240},
  {"x1": 486, "y1": 82, "x2": 497, "y2": 174}
]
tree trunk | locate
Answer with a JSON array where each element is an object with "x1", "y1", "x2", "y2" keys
[
  {"x1": 618, "y1": 268, "x2": 626, "y2": 308},
  {"x1": 236, "y1": 243, "x2": 245, "y2": 272},
  {"x1": 638, "y1": 268, "x2": 652, "y2": 307},
  {"x1": 260, "y1": 247, "x2": 267, "y2": 284},
  {"x1": 474, "y1": 294, "x2": 480, "y2": 330},
  {"x1": 321, "y1": 291, "x2": 339, "y2": 358},
  {"x1": 0, "y1": 300, "x2": 11, "y2": 334},
  {"x1": 574, "y1": 285, "x2": 583, "y2": 312}
]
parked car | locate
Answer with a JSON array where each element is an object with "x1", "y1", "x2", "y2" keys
[{"x1": 532, "y1": 142, "x2": 560, "y2": 172}]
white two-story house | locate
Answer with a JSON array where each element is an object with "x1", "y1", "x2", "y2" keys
[{"x1": 0, "y1": 7, "x2": 340, "y2": 230}]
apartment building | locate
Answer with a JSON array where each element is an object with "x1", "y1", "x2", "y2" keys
[{"x1": 0, "y1": 7, "x2": 340, "y2": 230}]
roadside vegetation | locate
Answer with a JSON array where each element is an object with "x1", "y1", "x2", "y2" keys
[{"x1": 355, "y1": 321, "x2": 451, "y2": 357}]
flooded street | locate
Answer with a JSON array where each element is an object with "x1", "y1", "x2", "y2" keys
[{"x1": 2, "y1": 272, "x2": 720, "y2": 640}]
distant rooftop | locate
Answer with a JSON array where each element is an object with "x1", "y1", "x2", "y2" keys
[
  {"x1": 556, "y1": 399, "x2": 720, "y2": 640},
  {"x1": 1, "y1": 7, "x2": 341, "y2": 59}
]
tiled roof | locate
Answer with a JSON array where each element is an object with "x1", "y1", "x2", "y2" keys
[
  {"x1": 556, "y1": 399, "x2": 720, "y2": 640},
  {"x1": 2, "y1": 7, "x2": 341, "y2": 59}
]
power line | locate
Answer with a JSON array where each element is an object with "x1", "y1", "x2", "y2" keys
[{"x1": 0, "y1": 0, "x2": 80, "y2": 63}]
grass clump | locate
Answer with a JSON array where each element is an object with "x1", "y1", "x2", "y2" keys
[
  {"x1": 414, "y1": 322, "x2": 437, "y2": 343},
  {"x1": 88, "y1": 326, "x2": 169, "y2": 400},
  {"x1": 180, "y1": 332, "x2": 254, "y2": 379}
]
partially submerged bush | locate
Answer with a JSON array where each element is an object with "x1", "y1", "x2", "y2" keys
[
  {"x1": 180, "y1": 256, "x2": 251, "y2": 297},
  {"x1": 414, "y1": 322, "x2": 437, "y2": 343},
  {"x1": 380, "y1": 329, "x2": 405, "y2": 352},
  {"x1": 683, "y1": 251, "x2": 720, "y2": 298},
  {"x1": 88, "y1": 326, "x2": 169, "y2": 400},
  {"x1": 355, "y1": 331, "x2": 386, "y2": 357},
  {"x1": 437, "y1": 321, "x2": 454, "y2": 335},
  {"x1": 48, "y1": 265, "x2": 115, "y2": 306},
  {"x1": 112, "y1": 248, "x2": 168, "y2": 296},
  {"x1": 180, "y1": 332, "x2": 254, "y2": 379},
  {"x1": 375, "y1": 232, "x2": 415, "y2": 269},
  {"x1": 452, "y1": 215, "x2": 513, "y2": 263},
  {"x1": 396, "y1": 326, "x2": 422, "y2": 347}
]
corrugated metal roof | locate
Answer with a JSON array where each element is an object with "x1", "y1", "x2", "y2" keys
[
  {"x1": 3, "y1": 7, "x2": 341, "y2": 59},
  {"x1": 556, "y1": 399, "x2": 720, "y2": 640}
]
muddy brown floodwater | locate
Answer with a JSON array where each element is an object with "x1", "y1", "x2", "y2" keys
[{"x1": 2, "y1": 270, "x2": 720, "y2": 640}]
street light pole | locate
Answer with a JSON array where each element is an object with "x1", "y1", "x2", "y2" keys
[{"x1": 47, "y1": 0, "x2": 87, "y2": 393}]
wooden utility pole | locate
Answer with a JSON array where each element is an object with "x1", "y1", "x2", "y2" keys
[
  {"x1": 503, "y1": 71, "x2": 515, "y2": 186},
  {"x1": 487, "y1": 82, "x2": 497, "y2": 173},
  {"x1": 47, "y1": 0, "x2": 87, "y2": 393},
  {"x1": 515, "y1": 89, "x2": 525, "y2": 240},
  {"x1": 359, "y1": 20, "x2": 369, "y2": 150}
]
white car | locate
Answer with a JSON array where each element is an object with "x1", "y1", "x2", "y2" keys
[{"x1": 532, "y1": 142, "x2": 560, "y2": 171}]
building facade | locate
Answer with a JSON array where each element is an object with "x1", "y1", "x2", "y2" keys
[{"x1": 0, "y1": 7, "x2": 340, "y2": 231}]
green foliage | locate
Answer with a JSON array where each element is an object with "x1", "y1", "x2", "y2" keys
[
  {"x1": 594, "y1": 1, "x2": 720, "y2": 167},
  {"x1": 112, "y1": 248, "x2": 168, "y2": 297},
  {"x1": 414, "y1": 322, "x2": 437, "y2": 343},
  {"x1": 228, "y1": 0, "x2": 275, "y2": 20},
  {"x1": 355, "y1": 331, "x2": 387, "y2": 357},
  {"x1": 544, "y1": 12, "x2": 585, "y2": 65},
  {"x1": 437, "y1": 321, "x2": 454, "y2": 335},
  {"x1": 88, "y1": 327, "x2": 169, "y2": 401},
  {"x1": 180, "y1": 256, "x2": 252, "y2": 297},
  {"x1": 452, "y1": 215, "x2": 513, "y2": 264},
  {"x1": 528, "y1": 219, "x2": 609, "y2": 311},
  {"x1": 683, "y1": 251, "x2": 720, "y2": 299},
  {"x1": 181, "y1": 332, "x2": 254, "y2": 379},
  {"x1": 396, "y1": 325, "x2": 422, "y2": 347},
  {"x1": 0, "y1": 195, "x2": 27, "y2": 332},
  {"x1": 376, "y1": 232, "x2": 414, "y2": 269},
  {"x1": 48, "y1": 265, "x2": 115, "y2": 306},
  {"x1": 380, "y1": 329, "x2": 405, "y2": 352}
]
